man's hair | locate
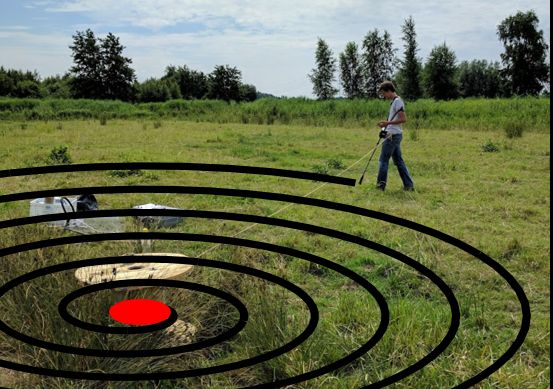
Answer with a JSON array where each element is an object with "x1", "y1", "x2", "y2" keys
[{"x1": 379, "y1": 81, "x2": 396, "y2": 93}]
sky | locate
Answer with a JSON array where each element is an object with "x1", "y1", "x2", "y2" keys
[{"x1": 0, "y1": 0, "x2": 550, "y2": 97}]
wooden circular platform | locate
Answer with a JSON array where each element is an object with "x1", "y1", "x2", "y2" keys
[{"x1": 75, "y1": 253, "x2": 193, "y2": 291}]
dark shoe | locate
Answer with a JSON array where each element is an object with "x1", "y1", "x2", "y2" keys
[
  {"x1": 403, "y1": 186, "x2": 415, "y2": 192},
  {"x1": 376, "y1": 183, "x2": 386, "y2": 191}
]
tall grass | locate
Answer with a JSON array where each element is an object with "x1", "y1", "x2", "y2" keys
[
  {"x1": 0, "y1": 225, "x2": 313, "y2": 388},
  {"x1": 0, "y1": 97, "x2": 549, "y2": 132}
]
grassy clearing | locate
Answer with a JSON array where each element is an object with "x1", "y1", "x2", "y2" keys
[
  {"x1": 0, "y1": 116, "x2": 550, "y2": 388},
  {"x1": 0, "y1": 97, "x2": 549, "y2": 133}
]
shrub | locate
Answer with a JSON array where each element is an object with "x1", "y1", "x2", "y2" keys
[
  {"x1": 109, "y1": 169, "x2": 144, "y2": 178},
  {"x1": 326, "y1": 158, "x2": 345, "y2": 170},
  {"x1": 501, "y1": 238, "x2": 523, "y2": 260},
  {"x1": 482, "y1": 140, "x2": 500, "y2": 152},
  {"x1": 504, "y1": 121, "x2": 524, "y2": 138},
  {"x1": 48, "y1": 145, "x2": 72, "y2": 165},
  {"x1": 58, "y1": 109, "x2": 93, "y2": 119},
  {"x1": 409, "y1": 128, "x2": 420, "y2": 141},
  {"x1": 311, "y1": 164, "x2": 330, "y2": 175}
]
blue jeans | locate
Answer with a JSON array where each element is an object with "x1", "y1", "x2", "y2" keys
[{"x1": 377, "y1": 133, "x2": 414, "y2": 189}]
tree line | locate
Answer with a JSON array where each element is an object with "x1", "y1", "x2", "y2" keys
[
  {"x1": 0, "y1": 29, "x2": 259, "y2": 103},
  {"x1": 310, "y1": 10, "x2": 550, "y2": 100}
]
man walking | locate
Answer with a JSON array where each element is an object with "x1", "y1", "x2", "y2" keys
[{"x1": 376, "y1": 81, "x2": 415, "y2": 191}]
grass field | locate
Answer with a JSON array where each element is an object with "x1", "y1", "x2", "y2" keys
[{"x1": 0, "y1": 108, "x2": 550, "y2": 388}]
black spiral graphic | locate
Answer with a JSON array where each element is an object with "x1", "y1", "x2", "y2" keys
[{"x1": 0, "y1": 163, "x2": 530, "y2": 388}]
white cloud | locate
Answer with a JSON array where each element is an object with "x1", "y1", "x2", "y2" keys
[
  {"x1": 4, "y1": 0, "x2": 550, "y2": 96},
  {"x1": 0, "y1": 30, "x2": 72, "y2": 76},
  {"x1": 44, "y1": 0, "x2": 369, "y2": 31},
  {"x1": 1, "y1": 25, "x2": 31, "y2": 30},
  {"x1": 41, "y1": 0, "x2": 549, "y2": 36}
]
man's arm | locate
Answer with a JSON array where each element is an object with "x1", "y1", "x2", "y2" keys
[
  {"x1": 378, "y1": 111, "x2": 407, "y2": 127},
  {"x1": 388, "y1": 111, "x2": 407, "y2": 125}
]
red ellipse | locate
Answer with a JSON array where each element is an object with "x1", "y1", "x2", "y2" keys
[{"x1": 109, "y1": 299, "x2": 171, "y2": 326}]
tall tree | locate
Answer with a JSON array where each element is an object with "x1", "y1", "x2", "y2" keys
[
  {"x1": 458, "y1": 60, "x2": 504, "y2": 98},
  {"x1": 69, "y1": 29, "x2": 136, "y2": 100},
  {"x1": 361, "y1": 29, "x2": 396, "y2": 98},
  {"x1": 424, "y1": 43, "x2": 459, "y2": 100},
  {"x1": 339, "y1": 42, "x2": 363, "y2": 99},
  {"x1": 100, "y1": 32, "x2": 136, "y2": 101},
  {"x1": 207, "y1": 65, "x2": 242, "y2": 102},
  {"x1": 498, "y1": 10, "x2": 550, "y2": 95},
  {"x1": 397, "y1": 16, "x2": 422, "y2": 100},
  {"x1": 309, "y1": 38, "x2": 338, "y2": 100},
  {"x1": 69, "y1": 29, "x2": 103, "y2": 99}
]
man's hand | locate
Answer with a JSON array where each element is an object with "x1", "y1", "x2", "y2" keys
[{"x1": 378, "y1": 121, "x2": 388, "y2": 128}]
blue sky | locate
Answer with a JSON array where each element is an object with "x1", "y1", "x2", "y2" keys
[{"x1": 0, "y1": 0, "x2": 550, "y2": 97}]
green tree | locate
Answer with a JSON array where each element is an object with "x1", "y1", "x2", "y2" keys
[
  {"x1": 309, "y1": 38, "x2": 338, "y2": 100},
  {"x1": 0, "y1": 67, "x2": 15, "y2": 96},
  {"x1": 424, "y1": 43, "x2": 459, "y2": 100},
  {"x1": 207, "y1": 65, "x2": 242, "y2": 102},
  {"x1": 69, "y1": 29, "x2": 103, "y2": 99},
  {"x1": 163, "y1": 65, "x2": 208, "y2": 99},
  {"x1": 0, "y1": 67, "x2": 41, "y2": 97},
  {"x1": 100, "y1": 32, "x2": 136, "y2": 101},
  {"x1": 69, "y1": 29, "x2": 136, "y2": 100},
  {"x1": 136, "y1": 78, "x2": 171, "y2": 102},
  {"x1": 498, "y1": 10, "x2": 550, "y2": 95},
  {"x1": 361, "y1": 29, "x2": 396, "y2": 98},
  {"x1": 13, "y1": 80, "x2": 42, "y2": 98},
  {"x1": 239, "y1": 83, "x2": 258, "y2": 102},
  {"x1": 397, "y1": 16, "x2": 422, "y2": 100},
  {"x1": 339, "y1": 42, "x2": 363, "y2": 99},
  {"x1": 41, "y1": 75, "x2": 72, "y2": 98},
  {"x1": 458, "y1": 60, "x2": 504, "y2": 98}
]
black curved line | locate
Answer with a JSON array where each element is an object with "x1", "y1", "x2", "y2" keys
[
  {"x1": 0, "y1": 163, "x2": 356, "y2": 186},
  {"x1": 0, "y1": 229, "x2": 453, "y2": 387},
  {"x1": 0, "y1": 238, "x2": 383, "y2": 382},
  {"x1": 1, "y1": 256, "x2": 316, "y2": 359},
  {"x1": 2, "y1": 277, "x2": 250, "y2": 357},
  {"x1": 57, "y1": 278, "x2": 247, "y2": 354},
  {"x1": 0, "y1": 186, "x2": 529, "y2": 388}
]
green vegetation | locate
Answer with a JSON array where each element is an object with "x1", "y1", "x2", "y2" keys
[
  {"x1": 314, "y1": 11, "x2": 549, "y2": 101},
  {"x1": 497, "y1": 11, "x2": 550, "y2": 96},
  {"x1": 423, "y1": 43, "x2": 459, "y2": 100},
  {"x1": 47, "y1": 145, "x2": 72, "y2": 165},
  {"x1": 0, "y1": 107, "x2": 549, "y2": 388},
  {"x1": 504, "y1": 121, "x2": 525, "y2": 139},
  {"x1": 481, "y1": 140, "x2": 500, "y2": 153},
  {"x1": 0, "y1": 97, "x2": 549, "y2": 132},
  {"x1": 309, "y1": 38, "x2": 339, "y2": 100}
]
